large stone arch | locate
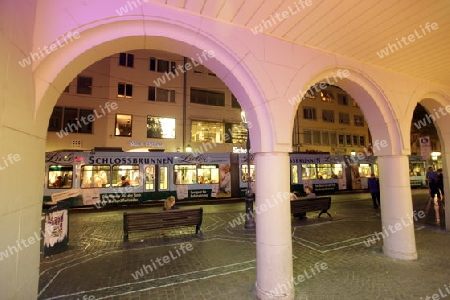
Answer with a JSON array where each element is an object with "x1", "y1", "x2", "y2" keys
[
  {"x1": 287, "y1": 65, "x2": 402, "y2": 156},
  {"x1": 34, "y1": 19, "x2": 277, "y2": 153},
  {"x1": 413, "y1": 92, "x2": 450, "y2": 231}
]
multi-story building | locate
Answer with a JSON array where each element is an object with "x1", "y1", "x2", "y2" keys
[{"x1": 46, "y1": 50, "x2": 370, "y2": 154}]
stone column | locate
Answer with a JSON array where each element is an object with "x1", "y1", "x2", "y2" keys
[
  {"x1": 378, "y1": 155, "x2": 418, "y2": 260},
  {"x1": 254, "y1": 152, "x2": 294, "y2": 300}
]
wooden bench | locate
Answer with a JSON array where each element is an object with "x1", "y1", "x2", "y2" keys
[
  {"x1": 123, "y1": 208, "x2": 203, "y2": 242},
  {"x1": 290, "y1": 197, "x2": 332, "y2": 219}
]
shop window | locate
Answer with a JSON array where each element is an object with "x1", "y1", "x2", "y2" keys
[
  {"x1": 191, "y1": 120, "x2": 224, "y2": 143},
  {"x1": 147, "y1": 116, "x2": 175, "y2": 139},
  {"x1": 80, "y1": 165, "x2": 110, "y2": 188},
  {"x1": 48, "y1": 165, "x2": 74, "y2": 189},
  {"x1": 115, "y1": 114, "x2": 132, "y2": 137}
]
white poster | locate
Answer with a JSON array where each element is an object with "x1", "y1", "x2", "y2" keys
[
  {"x1": 176, "y1": 185, "x2": 189, "y2": 199},
  {"x1": 420, "y1": 136, "x2": 431, "y2": 161}
]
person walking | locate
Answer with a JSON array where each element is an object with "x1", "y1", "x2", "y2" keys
[{"x1": 367, "y1": 173, "x2": 381, "y2": 209}]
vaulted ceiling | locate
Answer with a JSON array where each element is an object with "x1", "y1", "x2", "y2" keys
[{"x1": 149, "y1": 0, "x2": 450, "y2": 87}]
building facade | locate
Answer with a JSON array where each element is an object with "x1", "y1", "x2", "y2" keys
[{"x1": 46, "y1": 50, "x2": 369, "y2": 155}]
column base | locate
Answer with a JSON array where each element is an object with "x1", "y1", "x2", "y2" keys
[
  {"x1": 255, "y1": 281, "x2": 294, "y2": 300},
  {"x1": 383, "y1": 245, "x2": 418, "y2": 260}
]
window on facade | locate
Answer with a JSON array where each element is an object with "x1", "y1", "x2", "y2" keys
[
  {"x1": 148, "y1": 86, "x2": 175, "y2": 102},
  {"x1": 157, "y1": 59, "x2": 169, "y2": 73},
  {"x1": 313, "y1": 131, "x2": 321, "y2": 144},
  {"x1": 119, "y1": 53, "x2": 134, "y2": 67},
  {"x1": 231, "y1": 94, "x2": 241, "y2": 109},
  {"x1": 338, "y1": 94, "x2": 348, "y2": 105},
  {"x1": 190, "y1": 88, "x2": 225, "y2": 106},
  {"x1": 225, "y1": 123, "x2": 247, "y2": 144},
  {"x1": 322, "y1": 110, "x2": 335, "y2": 123},
  {"x1": 339, "y1": 112, "x2": 350, "y2": 124},
  {"x1": 359, "y1": 136, "x2": 365, "y2": 146},
  {"x1": 320, "y1": 90, "x2": 335, "y2": 102},
  {"x1": 303, "y1": 90, "x2": 315, "y2": 100},
  {"x1": 303, "y1": 107, "x2": 316, "y2": 120},
  {"x1": 330, "y1": 132, "x2": 337, "y2": 146},
  {"x1": 346, "y1": 134, "x2": 352, "y2": 146},
  {"x1": 322, "y1": 132, "x2": 330, "y2": 145},
  {"x1": 338, "y1": 134, "x2": 344, "y2": 146},
  {"x1": 47, "y1": 165, "x2": 73, "y2": 189},
  {"x1": 352, "y1": 100, "x2": 359, "y2": 107},
  {"x1": 354, "y1": 115, "x2": 364, "y2": 127},
  {"x1": 149, "y1": 57, "x2": 156, "y2": 71},
  {"x1": 112, "y1": 165, "x2": 140, "y2": 187},
  {"x1": 303, "y1": 130, "x2": 312, "y2": 144},
  {"x1": 78, "y1": 109, "x2": 94, "y2": 133},
  {"x1": 115, "y1": 114, "x2": 132, "y2": 137},
  {"x1": 353, "y1": 135, "x2": 358, "y2": 146},
  {"x1": 118, "y1": 83, "x2": 133, "y2": 98},
  {"x1": 77, "y1": 76, "x2": 92, "y2": 94},
  {"x1": 64, "y1": 85, "x2": 69, "y2": 93},
  {"x1": 48, "y1": 106, "x2": 63, "y2": 132},
  {"x1": 147, "y1": 116, "x2": 175, "y2": 139},
  {"x1": 80, "y1": 165, "x2": 111, "y2": 188},
  {"x1": 48, "y1": 107, "x2": 94, "y2": 134},
  {"x1": 191, "y1": 120, "x2": 224, "y2": 143}
]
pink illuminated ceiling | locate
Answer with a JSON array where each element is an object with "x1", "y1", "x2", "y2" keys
[{"x1": 145, "y1": 0, "x2": 450, "y2": 88}]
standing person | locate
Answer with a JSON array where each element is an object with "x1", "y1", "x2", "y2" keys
[
  {"x1": 367, "y1": 173, "x2": 380, "y2": 209},
  {"x1": 436, "y1": 168, "x2": 444, "y2": 203},
  {"x1": 426, "y1": 167, "x2": 440, "y2": 200}
]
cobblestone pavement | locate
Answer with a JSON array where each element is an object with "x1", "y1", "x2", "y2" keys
[{"x1": 38, "y1": 190, "x2": 450, "y2": 300}]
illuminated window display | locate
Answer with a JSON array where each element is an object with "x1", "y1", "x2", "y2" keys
[
  {"x1": 147, "y1": 116, "x2": 175, "y2": 139},
  {"x1": 191, "y1": 121, "x2": 224, "y2": 143},
  {"x1": 241, "y1": 164, "x2": 255, "y2": 182},
  {"x1": 115, "y1": 114, "x2": 132, "y2": 137}
]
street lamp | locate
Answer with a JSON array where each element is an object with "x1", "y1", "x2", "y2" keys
[{"x1": 241, "y1": 111, "x2": 255, "y2": 229}]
